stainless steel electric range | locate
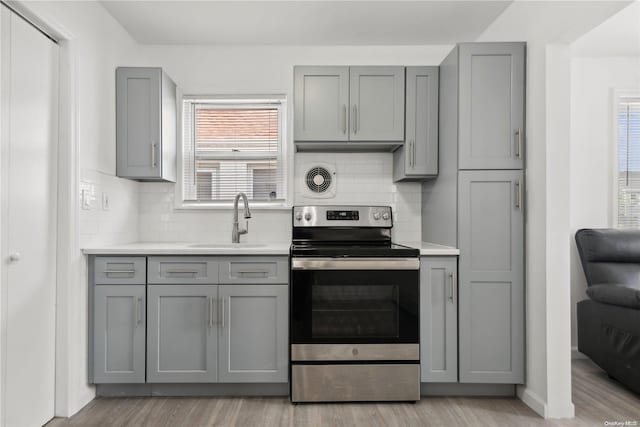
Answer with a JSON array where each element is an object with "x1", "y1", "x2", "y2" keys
[{"x1": 289, "y1": 205, "x2": 420, "y2": 403}]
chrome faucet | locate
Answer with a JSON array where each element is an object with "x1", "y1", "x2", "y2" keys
[{"x1": 232, "y1": 192, "x2": 252, "y2": 243}]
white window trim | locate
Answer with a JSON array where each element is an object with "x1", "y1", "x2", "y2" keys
[
  {"x1": 174, "y1": 92, "x2": 293, "y2": 210},
  {"x1": 611, "y1": 89, "x2": 640, "y2": 227}
]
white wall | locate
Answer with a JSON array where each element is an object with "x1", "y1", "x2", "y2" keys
[
  {"x1": 569, "y1": 56, "x2": 640, "y2": 350},
  {"x1": 14, "y1": 0, "x2": 147, "y2": 417},
  {"x1": 138, "y1": 45, "x2": 450, "y2": 243}
]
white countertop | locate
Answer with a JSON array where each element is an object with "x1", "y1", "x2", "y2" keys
[
  {"x1": 82, "y1": 241, "x2": 457, "y2": 256},
  {"x1": 81, "y1": 242, "x2": 291, "y2": 256},
  {"x1": 399, "y1": 241, "x2": 460, "y2": 256}
]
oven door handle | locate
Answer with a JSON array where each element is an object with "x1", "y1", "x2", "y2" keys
[{"x1": 291, "y1": 257, "x2": 419, "y2": 271}]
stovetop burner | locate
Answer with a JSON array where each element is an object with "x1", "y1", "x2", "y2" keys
[{"x1": 291, "y1": 242, "x2": 419, "y2": 257}]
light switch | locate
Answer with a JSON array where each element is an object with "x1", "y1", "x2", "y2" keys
[{"x1": 81, "y1": 190, "x2": 91, "y2": 210}]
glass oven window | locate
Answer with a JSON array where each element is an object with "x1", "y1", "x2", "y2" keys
[{"x1": 311, "y1": 284, "x2": 400, "y2": 339}]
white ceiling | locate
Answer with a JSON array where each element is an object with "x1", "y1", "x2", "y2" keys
[
  {"x1": 572, "y1": 1, "x2": 640, "y2": 57},
  {"x1": 100, "y1": 1, "x2": 513, "y2": 45}
]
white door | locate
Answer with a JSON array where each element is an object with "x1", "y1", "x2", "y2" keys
[{"x1": 1, "y1": 5, "x2": 58, "y2": 427}]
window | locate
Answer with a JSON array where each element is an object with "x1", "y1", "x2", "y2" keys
[
  {"x1": 180, "y1": 96, "x2": 287, "y2": 207},
  {"x1": 617, "y1": 97, "x2": 640, "y2": 228}
]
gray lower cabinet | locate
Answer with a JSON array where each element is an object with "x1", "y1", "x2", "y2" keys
[
  {"x1": 457, "y1": 170, "x2": 524, "y2": 383},
  {"x1": 218, "y1": 285, "x2": 288, "y2": 383},
  {"x1": 93, "y1": 285, "x2": 146, "y2": 383},
  {"x1": 458, "y1": 43, "x2": 525, "y2": 170},
  {"x1": 394, "y1": 66, "x2": 439, "y2": 182},
  {"x1": 420, "y1": 257, "x2": 457, "y2": 383},
  {"x1": 116, "y1": 67, "x2": 177, "y2": 182},
  {"x1": 146, "y1": 285, "x2": 218, "y2": 383}
]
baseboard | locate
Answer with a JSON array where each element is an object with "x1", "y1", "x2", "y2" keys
[
  {"x1": 517, "y1": 386, "x2": 547, "y2": 418},
  {"x1": 421, "y1": 383, "x2": 515, "y2": 396},
  {"x1": 571, "y1": 346, "x2": 588, "y2": 360},
  {"x1": 96, "y1": 383, "x2": 289, "y2": 397}
]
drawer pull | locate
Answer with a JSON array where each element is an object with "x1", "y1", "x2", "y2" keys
[
  {"x1": 165, "y1": 269, "x2": 199, "y2": 275},
  {"x1": 104, "y1": 270, "x2": 136, "y2": 274},
  {"x1": 236, "y1": 270, "x2": 269, "y2": 275}
]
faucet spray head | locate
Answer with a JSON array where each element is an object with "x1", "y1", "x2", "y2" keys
[{"x1": 244, "y1": 206, "x2": 252, "y2": 219}]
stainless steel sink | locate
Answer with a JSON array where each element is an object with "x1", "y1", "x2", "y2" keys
[{"x1": 189, "y1": 243, "x2": 267, "y2": 249}]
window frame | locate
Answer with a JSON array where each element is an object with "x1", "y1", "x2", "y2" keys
[
  {"x1": 175, "y1": 93, "x2": 292, "y2": 210},
  {"x1": 612, "y1": 90, "x2": 640, "y2": 228}
]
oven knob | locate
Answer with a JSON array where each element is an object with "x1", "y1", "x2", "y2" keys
[
  {"x1": 382, "y1": 212, "x2": 390, "y2": 220},
  {"x1": 295, "y1": 212, "x2": 303, "y2": 221},
  {"x1": 304, "y1": 212, "x2": 312, "y2": 221},
  {"x1": 373, "y1": 212, "x2": 381, "y2": 220}
]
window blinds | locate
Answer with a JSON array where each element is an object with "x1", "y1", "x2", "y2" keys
[
  {"x1": 182, "y1": 98, "x2": 286, "y2": 204},
  {"x1": 617, "y1": 98, "x2": 640, "y2": 228}
]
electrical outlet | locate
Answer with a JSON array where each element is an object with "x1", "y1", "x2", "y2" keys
[{"x1": 102, "y1": 193, "x2": 110, "y2": 211}]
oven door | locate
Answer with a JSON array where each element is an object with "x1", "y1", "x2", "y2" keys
[{"x1": 290, "y1": 257, "x2": 419, "y2": 344}]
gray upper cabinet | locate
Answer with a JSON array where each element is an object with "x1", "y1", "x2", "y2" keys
[
  {"x1": 458, "y1": 43, "x2": 525, "y2": 170},
  {"x1": 116, "y1": 67, "x2": 177, "y2": 182},
  {"x1": 394, "y1": 66, "x2": 439, "y2": 181},
  {"x1": 218, "y1": 285, "x2": 288, "y2": 383},
  {"x1": 294, "y1": 66, "x2": 349, "y2": 142},
  {"x1": 349, "y1": 66, "x2": 405, "y2": 141},
  {"x1": 457, "y1": 170, "x2": 524, "y2": 384},
  {"x1": 146, "y1": 285, "x2": 218, "y2": 383},
  {"x1": 294, "y1": 66, "x2": 404, "y2": 149},
  {"x1": 93, "y1": 285, "x2": 146, "y2": 383},
  {"x1": 420, "y1": 257, "x2": 457, "y2": 383}
]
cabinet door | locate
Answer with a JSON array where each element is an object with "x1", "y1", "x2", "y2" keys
[
  {"x1": 93, "y1": 285, "x2": 146, "y2": 383},
  {"x1": 350, "y1": 66, "x2": 405, "y2": 141},
  {"x1": 218, "y1": 285, "x2": 288, "y2": 383},
  {"x1": 116, "y1": 67, "x2": 162, "y2": 179},
  {"x1": 147, "y1": 285, "x2": 218, "y2": 383},
  {"x1": 458, "y1": 43, "x2": 525, "y2": 170},
  {"x1": 393, "y1": 66, "x2": 439, "y2": 181},
  {"x1": 294, "y1": 66, "x2": 349, "y2": 141},
  {"x1": 420, "y1": 257, "x2": 457, "y2": 383},
  {"x1": 458, "y1": 170, "x2": 524, "y2": 383}
]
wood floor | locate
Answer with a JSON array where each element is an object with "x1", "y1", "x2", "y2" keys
[{"x1": 47, "y1": 360, "x2": 640, "y2": 426}]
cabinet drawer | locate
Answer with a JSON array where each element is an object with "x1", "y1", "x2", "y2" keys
[
  {"x1": 219, "y1": 257, "x2": 288, "y2": 284},
  {"x1": 94, "y1": 257, "x2": 146, "y2": 285},
  {"x1": 147, "y1": 256, "x2": 218, "y2": 284}
]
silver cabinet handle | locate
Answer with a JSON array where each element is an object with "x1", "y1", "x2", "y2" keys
[
  {"x1": 412, "y1": 139, "x2": 416, "y2": 168},
  {"x1": 165, "y1": 269, "x2": 199, "y2": 275},
  {"x1": 448, "y1": 273, "x2": 454, "y2": 302},
  {"x1": 515, "y1": 128, "x2": 522, "y2": 159},
  {"x1": 9, "y1": 252, "x2": 21, "y2": 262},
  {"x1": 342, "y1": 104, "x2": 347, "y2": 134},
  {"x1": 105, "y1": 270, "x2": 136, "y2": 275},
  {"x1": 452, "y1": 271, "x2": 457, "y2": 305},
  {"x1": 151, "y1": 142, "x2": 157, "y2": 168},
  {"x1": 221, "y1": 297, "x2": 226, "y2": 329},
  {"x1": 236, "y1": 270, "x2": 269, "y2": 275},
  {"x1": 515, "y1": 179, "x2": 522, "y2": 209},
  {"x1": 352, "y1": 105, "x2": 357, "y2": 134},
  {"x1": 135, "y1": 297, "x2": 142, "y2": 325},
  {"x1": 208, "y1": 297, "x2": 214, "y2": 328}
]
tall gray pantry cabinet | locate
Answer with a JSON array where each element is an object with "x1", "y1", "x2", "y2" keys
[{"x1": 422, "y1": 42, "x2": 526, "y2": 384}]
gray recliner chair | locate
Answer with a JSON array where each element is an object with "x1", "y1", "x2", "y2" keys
[{"x1": 575, "y1": 228, "x2": 640, "y2": 394}]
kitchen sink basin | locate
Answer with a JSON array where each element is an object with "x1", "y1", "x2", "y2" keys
[{"x1": 189, "y1": 243, "x2": 267, "y2": 249}]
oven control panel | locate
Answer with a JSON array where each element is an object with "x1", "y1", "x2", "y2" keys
[{"x1": 293, "y1": 206, "x2": 392, "y2": 227}]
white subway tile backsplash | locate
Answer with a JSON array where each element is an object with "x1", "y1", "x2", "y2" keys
[{"x1": 136, "y1": 152, "x2": 421, "y2": 244}]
